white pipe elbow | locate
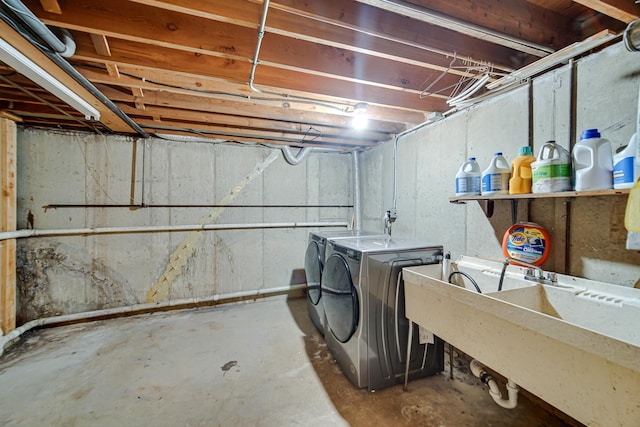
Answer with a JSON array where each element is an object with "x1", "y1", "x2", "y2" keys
[
  {"x1": 491, "y1": 379, "x2": 519, "y2": 409},
  {"x1": 470, "y1": 359, "x2": 519, "y2": 409}
]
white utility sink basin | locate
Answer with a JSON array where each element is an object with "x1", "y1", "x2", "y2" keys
[
  {"x1": 403, "y1": 257, "x2": 640, "y2": 427},
  {"x1": 489, "y1": 283, "x2": 640, "y2": 348}
]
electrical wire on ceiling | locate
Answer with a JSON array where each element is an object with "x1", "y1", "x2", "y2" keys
[
  {"x1": 246, "y1": 0, "x2": 365, "y2": 115},
  {"x1": 72, "y1": 64, "x2": 356, "y2": 113},
  {"x1": 143, "y1": 124, "x2": 322, "y2": 147},
  {"x1": 0, "y1": 73, "x2": 104, "y2": 132},
  {"x1": 420, "y1": 53, "x2": 494, "y2": 104},
  {"x1": 0, "y1": 0, "x2": 148, "y2": 136},
  {"x1": 418, "y1": 51, "x2": 529, "y2": 111},
  {"x1": 148, "y1": 125, "x2": 356, "y2": 153}
]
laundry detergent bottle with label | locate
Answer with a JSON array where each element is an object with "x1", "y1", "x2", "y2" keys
[
  {"x1": 481, "y1": 152, "x2": 510, "y2": 195},
  {"x1": 613, "y1": 133, "x2": 638, "y2": 189},
  {"x1": 455, "y1": 157, "x2": 481, "y2": 196},
  {"x1": 531, "y1": 141, "x2": 572, "y2": 193},
  {"x1": 509, "y1": 146, "x2": 536, "y2": 194},
  {"x1": 573, "y1": 128, "x2": 613, "y2": 191}
]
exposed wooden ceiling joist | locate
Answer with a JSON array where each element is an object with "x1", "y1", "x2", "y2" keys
[
  {"x1": 0, "y1": 0, "x2": 632, "y2": 148},
  {"x1": 0, "y1": 18, "x2": 134, "y2": 132},
  {"x1": 573, "y1": 0, "x2": 639, "y2": 23}
]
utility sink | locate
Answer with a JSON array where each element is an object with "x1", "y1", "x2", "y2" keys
[
  {"x1": 403, "y1": 257, "x2": 640, "y2": 427},
  {"x1": 488, "y1": 282, "x2": 640, "y2": 348}
]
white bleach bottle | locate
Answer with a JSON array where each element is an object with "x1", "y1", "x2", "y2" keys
[
  {"x1": 481, "y1": 152, "x2": 510, "y2": 195},
  {"x1": 455, "y1": 157, "x2": 481, "y2": 196},
  {"x1": 613, "y1": 133, "x2": 638, "y2": 189},
  {"x1": 573, "y1": 128, "x2": 613, "y2": 191},
  {"x1": 531, "y1": 141, "x2": 572, "y2": 193}
]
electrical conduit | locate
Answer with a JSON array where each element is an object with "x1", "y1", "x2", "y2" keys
[
  {"x1": 0, "y1": 1, "x2": 147, "y2": 135},
  {"x1": 352, "y1": 151, "x2": 362, "y2": 231},
  {"x1": 2, "y1": 0, "x2": 66, "y2": 53},
  {"x1": 248, "y1": 0, "x2": 270, "y2": 94}
]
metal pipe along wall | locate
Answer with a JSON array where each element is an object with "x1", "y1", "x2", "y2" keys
[{"x1": 0, "y1": 221, "x2": 349, "y2": 242}]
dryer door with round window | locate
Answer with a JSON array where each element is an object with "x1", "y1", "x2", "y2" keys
[
  {"x1": 304, "y1": 241, "x2": 323, "y2": 306},
  {"x1": 321, "y1": 253, "x2": 359, "y2": 343}
]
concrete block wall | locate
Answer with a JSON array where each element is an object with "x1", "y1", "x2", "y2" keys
[
  {"x1": 16, "y1": 131, "x2": 353, "y2": 322},
  {"x1": 362, "y1": 41, "x2": 640, "y2": 287}
]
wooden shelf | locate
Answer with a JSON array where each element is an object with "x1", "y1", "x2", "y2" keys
[{"x1": 449, "y1": 188, "x2": 630, "y2": 204}]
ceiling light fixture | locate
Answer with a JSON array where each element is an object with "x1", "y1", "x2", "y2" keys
[
  {"x1": 351, "y1": 102, "x2": 368, "y2": 129},
  {"x1": 0, "y1": 37, "x2": 100, "y2": 120}
]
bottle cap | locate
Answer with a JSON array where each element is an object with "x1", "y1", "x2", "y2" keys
[
  {"x1": 495, "y1": 152, "x2": 503, "y2": 156},
  {"x1": 518, "y1": 146, "x2": 532, "y2": 156},
  {"x1": 468, "y1": 157, "x2": 476, "y2": 161},
  {"x1": 581, "y1": 129, "x2": 601, "y2": 139}
]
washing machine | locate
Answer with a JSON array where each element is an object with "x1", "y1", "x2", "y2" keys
[
  {"x1": 304, "y1": 230, "x2": 384, "y2": 335},
  {"x1": 321, "y1": 236, "x2": 445, "y2": 391}
]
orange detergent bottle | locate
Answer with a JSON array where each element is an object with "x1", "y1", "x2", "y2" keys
[{"x1": 509, "y1": 146, "x2": 536, "y2": 194}]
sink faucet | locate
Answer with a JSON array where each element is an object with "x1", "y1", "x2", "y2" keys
[{"x1": 504, "y1": 257, "x2": 557, "y2": 285}]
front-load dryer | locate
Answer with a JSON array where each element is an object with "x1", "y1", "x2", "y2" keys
[
  {"x1": 321, "y1": 236, "x2": 444, "y2": 391},
  {"x1": 304, "y1": 230, "x2": 384, "y2": 335}
]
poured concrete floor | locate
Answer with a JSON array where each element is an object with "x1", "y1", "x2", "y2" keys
[{"x1": 0, "y1": 296, "x2": 580, "y2": 426}]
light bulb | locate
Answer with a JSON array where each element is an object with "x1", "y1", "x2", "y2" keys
[{"x1": 352, "y1": 115, "x2": 368, "y2": 129}]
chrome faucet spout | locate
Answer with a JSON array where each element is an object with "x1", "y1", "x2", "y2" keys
[
  {"x1": 505, "y1": 257, "x2": 542, "y2": 273},
  {"x1": 504, "y1": 257, "x2": 550, "y2": 284}
]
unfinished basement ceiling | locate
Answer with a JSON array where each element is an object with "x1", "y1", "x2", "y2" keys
[{"x1": 0, "y1": 0, "x2": 635, "y2": 149}]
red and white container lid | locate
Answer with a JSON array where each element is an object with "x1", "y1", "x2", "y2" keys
[{"x1": 502, "y1": 222, "x2": 550, "y2": 266}]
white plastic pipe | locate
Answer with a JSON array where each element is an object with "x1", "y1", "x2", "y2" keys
[
  {"x1": 470, "y1": 359, "x2": 519, "y2": 409},
  {"x1": 3, "y1": 0, "x2": 67, "y2": 54},
  {"x1": 0, "y1": 221, "x2": 349, "y2": 241},
  {"x1": 0, "y1": 283, "x2": 306, "y2": 356},
  {"x1": 352, "y1": 151, "x2": 362, "y2": 231},
  {"x1": 53, "y1": 28, "x2": 76, "y2": 58}
]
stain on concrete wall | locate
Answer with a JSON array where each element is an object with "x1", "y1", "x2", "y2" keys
[
  {"x1": 147, "y1": 150, "x2": 280, "y2": 303},
  {"x1": 16, "y1": 241, "x2": 132, "y2": 323}
]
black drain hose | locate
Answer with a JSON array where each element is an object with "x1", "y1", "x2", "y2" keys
[{"x1": 448, "y1": 271, "x2": 482, "y2": 293}]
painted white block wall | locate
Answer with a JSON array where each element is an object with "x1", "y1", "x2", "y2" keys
[
  {"x1": 362, "y1": 42, "x2": 640, "y2": 287},
  {"x1": 16, "y1": 131, "x2": 353, "y2": 321}
]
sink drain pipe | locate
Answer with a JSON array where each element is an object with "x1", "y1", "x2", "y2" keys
[{"x1": 470, "y1": 359, "x2": 519, "y2": 409}]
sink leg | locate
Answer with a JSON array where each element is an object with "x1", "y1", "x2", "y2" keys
[
  {"x1": 449, "y1": 343, "x2": 454, "y2": 379},
  {"x1": 403, "y1": 321, "x2": 414, "y2": 391}
]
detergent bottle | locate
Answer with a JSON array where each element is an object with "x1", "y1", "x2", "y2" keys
[
  {"x1": 481, "y1": 152, "x2": 510, "y2": 195},
  {"x1": 573, "y1": 128, "x2": 613, "y2": 191},
  {"x1": 509, "y1": 146, "x2": 536, "y2": 194},
  {"x1": 531, "y1": 141, "x2": 572, "y2": 193},
  {"x1": 613, "y1": 133, "x2": 638, "y2": 189},
  {"x1": 455, "y1": 157, "x2": 481, "y2": 196}
]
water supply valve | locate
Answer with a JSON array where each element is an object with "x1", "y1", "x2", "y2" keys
[{"x1": 384, "y1": 208, "x2": 398, "y2": 235}]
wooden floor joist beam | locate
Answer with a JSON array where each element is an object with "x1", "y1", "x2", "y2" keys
[{"x1": 0, "y1": 118, "x2": 16, "y2": 334}]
